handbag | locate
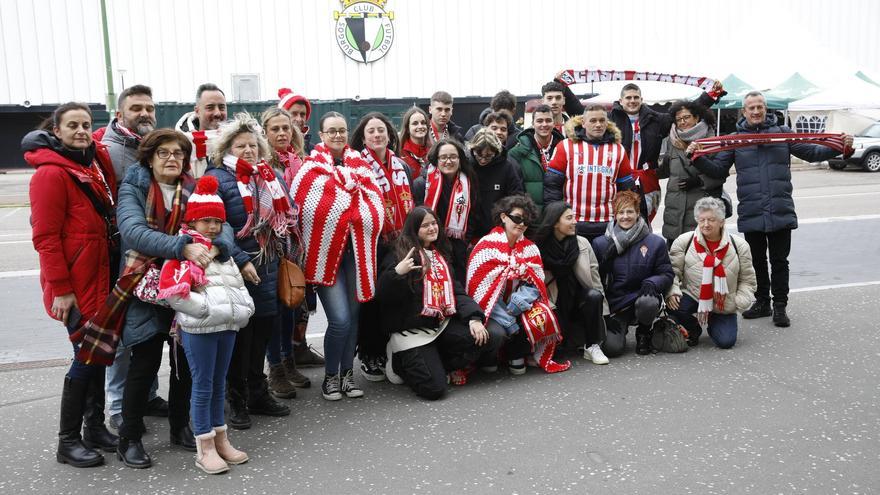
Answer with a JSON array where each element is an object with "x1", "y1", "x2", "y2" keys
[
  {"x1": 133, "y1": 263, "x2": 171, "y2": 307},
  {"x1": 278, "y1": 257, "x2": 306, "y2": 309},
  {"x1": 651, "y1": 310, "x2": 689, "y2": 353}
]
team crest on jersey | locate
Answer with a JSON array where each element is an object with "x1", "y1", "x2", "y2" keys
[
  {"x1": 333, "y1": 0, "x2": 395, "y2": 64},
  {"x1": 576, "y1": 165, "x2": 586, "y2": 175}
]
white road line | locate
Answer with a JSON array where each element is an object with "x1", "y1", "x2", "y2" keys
[
  {"x1": 790, "y1": 280, "x2": 880, "y2": 293},
  {"x1": 797, "y1": 214, "x2": 880, "y2": 225},
  {"x1": 0, "y1": 269, "x2": 39, "y2": 278},
  {"x1": 794, "y1": 191, "x2": 880, "y2": 200},
  {"x1": 0, "y1": 240, "x2": 30, "y2": 245}
]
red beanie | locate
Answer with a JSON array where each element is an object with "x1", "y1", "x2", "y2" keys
[
  {"x1": 185, "y1": 175, "x2": 227, "y2": 223},
  {"x1": 277, "y1": 88, "x2": 312, "y2": 119}
]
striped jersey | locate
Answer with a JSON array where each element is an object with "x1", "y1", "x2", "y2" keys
[{"x1": 547, "y1": 139, "x2": 633, "y2": 223}]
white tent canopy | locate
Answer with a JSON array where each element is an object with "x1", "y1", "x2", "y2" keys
[{"x1": 788, "y1": 77, "x2": 880, "y2": 134}]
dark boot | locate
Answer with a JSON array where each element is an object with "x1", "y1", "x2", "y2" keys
[
  {"x1": 293, "y1": 343, "x2": 325, "y2": 368},
  {"x1": 82, "y1": 371, "x2": 118, "y2": 453},
  {"x1": 57, "y1": 376, "x2": 105, "y2": 468},
  {"x1": 282, "y1": 356, "x2": 311, "y2": 388},
  {"x1": 116, "y1": 437, "x2": 152, "y2": 469},
  {"x1": 267, "y1": 363, "x2": 297, "y2": 399},
  {"x1": 743, "y1": 298, "x2": 772, "y2": 319},
  {"x1": 248, "y1": 382, "x2": 291, "y2": 417},
  {"x1": 170, "y1": 423, "x2": 197, "y2": 452},
  {"x1": 772, "y1": 303, "x2": 791, "y2": 327},
  {"x1": 226, "y1": 385, "x2": 251, "y2": 430},
  {"x1": 635, "y1": 324, "x2": 653, "y2": 355}
]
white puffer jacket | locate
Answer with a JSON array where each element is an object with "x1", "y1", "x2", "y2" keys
[
  {"x1": 166, "y1": 251, "x2": 255, "y2": 334},
  {"x1": 667, "y1": 229, "x2": 757, "y2": 314}
]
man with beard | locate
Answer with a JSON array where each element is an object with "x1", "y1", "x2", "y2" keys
[
  {"x1": 102, "y1": 85, "x2": 157, "y2": 179},
  {"x1": 175, "y1": 83, "x2": 228, "y2": 177}
]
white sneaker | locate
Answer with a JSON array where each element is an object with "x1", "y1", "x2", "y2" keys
[
  {"x1": 584, "y1": 344, "x2": 609, "y2": 365},
  {"x1": 508, "y1": 359, "x2": 526, "y2": 375}
]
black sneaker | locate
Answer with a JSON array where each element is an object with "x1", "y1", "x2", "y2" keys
[
  {"x1": 360, "y1": 356, "x2": 386, "y2": 382},
  {"x1": 743, "y1": 299, "x2": 772, "y2": 319},
  {"x1": 322, "y1": 374, "x2": 342, "y2": 401},
  {"x1": 248, "y1": 393, "x2": 291, "y2": 416},
  {"x1": 144, "y1": 397, "x2": 169, "y2": 417},
  {"x1": 341, "y1": 369, "x2": 364, "y2": 398}
]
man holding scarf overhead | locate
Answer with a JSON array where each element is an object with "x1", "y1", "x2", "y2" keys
[{"x1": 687, "y1": 91, "x2": 853, "y2": 328}]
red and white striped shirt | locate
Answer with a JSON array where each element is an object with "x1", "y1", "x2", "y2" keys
[{"x1": 548, "y1": 139, "x2": 633, "y2": 223}]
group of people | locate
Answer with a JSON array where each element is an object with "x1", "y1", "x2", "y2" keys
[{"x1": 27, "y1": 76, "x2": 853, "y2": 474}]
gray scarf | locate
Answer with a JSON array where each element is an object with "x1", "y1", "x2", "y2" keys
[
  {"x1": 606, "y1": 216, "x2": 651, "y2": 255},
  {"x1": 669, "y1": 121, "x2": 713, "y2": 150}
]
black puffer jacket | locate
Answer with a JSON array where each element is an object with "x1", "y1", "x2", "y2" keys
[
  {"x1": 693, "y1": 114, "x2": 843, "y2": 233},
  {"x1": 376, "y1": 250, "x2": 484, "y2": 335}
]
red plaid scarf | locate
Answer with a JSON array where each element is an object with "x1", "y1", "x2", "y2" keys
[
  {"x1": 363, "y1": 147, "x2": 414, "y2": 239},
  {"x1": 691, "y1": 133, "x2": 853, "y2": 160},
  {"x1": 423, "y1": 166, "x2": 471, "y2": 240},
  {"x1": 693, "y1": 234, "x2": 729, "y2": 313},
  {"x1": 420, "y1": 248, "x2": 456, "y2": 319},
  {"x1": 73, "y1": 174, "x2": 194, "y2": 365}
]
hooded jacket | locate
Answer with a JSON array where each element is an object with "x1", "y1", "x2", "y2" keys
[
  {"x1": 508, "y1": 127, "x2": 564, "y2": 210},
  {"x1": 24, "y1": 131, "x2": 117, "y2": 321},
  {"x1": 693, "y1": 114, "x2": 843, "y2": 233},
  {"x1": 101, "y1": 119, "x2": 142, "y2": 180}
]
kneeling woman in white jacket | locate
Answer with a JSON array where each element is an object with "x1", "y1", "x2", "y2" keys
[
  {"x1": 666, "y1": 197, "x2": 756, "y2": 348},
  {"x1": 158, "y1": 175, "x2": 255, "y2": 474}
]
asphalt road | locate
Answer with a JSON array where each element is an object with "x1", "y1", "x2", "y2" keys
[{"x1": 0, "y1": 167, "x2": 878, "y2": 494}]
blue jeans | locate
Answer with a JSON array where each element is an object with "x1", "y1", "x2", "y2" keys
[
  {"x1": 180, "y1": 330, "x2": 237, "y2": 435},
  {"x1": 106, "y1": 345, "x2": 159, "y2": 415},
  {"x1": 266, "y1": 307, "x2": 296, "y2": 366},
  {"x1": 668, "y1": 293, "x2": 739, "y2": 349},
  {"x1": 66, "y1": 322, "x2": 104, "y2": 382},
  {"x1": 316, "y1": 248, "x2": 360, "y2": 375}
]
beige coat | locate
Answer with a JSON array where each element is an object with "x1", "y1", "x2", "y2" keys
[
  {"x1": 668, "y1": 229, "x2": 757, "y2": 314},
  {"x1": 545, "y1": 236, "x2": 609, "y2": 315}
]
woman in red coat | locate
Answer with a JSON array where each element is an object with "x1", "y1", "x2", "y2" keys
[{"x1": 24, "y1": 102, "x2": 118, "y2": 468}]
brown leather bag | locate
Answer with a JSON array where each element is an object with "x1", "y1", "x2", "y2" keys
[{"x1": 278, "y1": 257, "x2": 306, "y2": 309}]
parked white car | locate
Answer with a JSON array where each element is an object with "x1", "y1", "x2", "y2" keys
[{"x1": 829, "y1": 122, "x2": 880, "y2": 172}]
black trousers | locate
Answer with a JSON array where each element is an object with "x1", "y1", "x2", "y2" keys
[
  {"x1": 602, "y1": 296, "x2": 660, "y2": 358},
  {"x1": 576, "y1": 221, "x2": 608, "y2": 244},
  {"x1": 120, "y1": 333, "x2": 191, "y2": 440},
  {"x1": 744, "y1": 229, "x2": 792, "y2": 305},
  {"x1": 227, "y1": 314, "x2": 275, "y2": 402},
  {"x1": 357, "y1": 299, "x2": 388, "y2": 360},
  {"x1": 557, "y1": 288, "x2": 607, "y2": 352}
]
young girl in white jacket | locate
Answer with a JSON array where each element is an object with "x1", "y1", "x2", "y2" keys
[{"x1": 158, "y1": 175, "x2": 255, "y2": 474}]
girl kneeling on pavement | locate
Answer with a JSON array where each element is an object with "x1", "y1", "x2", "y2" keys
[
  {"x1": 378, "y1": 206, "x2": 500, "y2": 398},
  {"x1": 159, "y1": 175, "x2": 255, "y2": 474},
  {"x1": 467, "y1": 195, "x2": 571, "y2": 375}
]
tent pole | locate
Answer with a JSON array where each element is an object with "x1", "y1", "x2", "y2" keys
[{"x1": 717, "y1": 108, "x2": 721, "y2": 135}]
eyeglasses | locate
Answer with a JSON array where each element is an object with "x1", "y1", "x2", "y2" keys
[
  {"x1": 157, "y1": 149, "x2": 185, "y2": 160},
  {"x1": 321, "y1": 128, "x2": 348, "y2": 136},
  {"x1": 437, "y1": 155, "x2": 459, "y2": 163},
  {"x1": 475, "y1": 150, "x2": 497, "y2": 160},
  {"x1": 506, "y1": 213, "x2": 528, "y2": 226},
  {"x1": 675, "y1": 114, "x2": 695, "y2": 124}
]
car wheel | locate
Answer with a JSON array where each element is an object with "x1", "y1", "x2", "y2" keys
[
  {"x1": 828, "y1": 161, "x2": 847, "y2": 170},
  {"x1": 863, "y1": 151, "x2": 880, "y2": 172}
]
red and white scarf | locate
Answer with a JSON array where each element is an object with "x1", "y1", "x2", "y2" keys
[
  {"x1": 157, "y1": 226, "x2": 211, "y2": 300},
  {"x1": 275, "y1": 146, "x2": 305, "y2": 188},
  {"x1": 362, "y1": 148, "x2": 414, "y2": 238},
  {"x1": 223, "y1": 154, "x2": 294, "y2": 241},
  {"x1": 558, "y1": 68, "x2": 717, "y2": 92},
  {"x1": 423, "y1": 165, "x2": 471, "y2": 240},
  {"x1": 420, "y1": 248, "x2": 456, "y2": 319},
  {"x1": 691, "y1": 133, "x2": 853, "y2": 160},
  {"x1": 430, "y1": 121, "x2": 448, "y2": 143},
  {"x1": 401, "y1": 139, "x2": 429, "y2": 177},
  {"x1": 466, "y1": 227, "x2": 561, "y2": 348},
  {"x1": 291, "y1": 144, "x2": 384, "y2": 302},
  {"x1": 693, "y1": 233, "x2": 730, "y2": 313}
]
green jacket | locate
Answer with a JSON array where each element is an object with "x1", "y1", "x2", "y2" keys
[{"x1": 508, "y1": 127, "x2": 564, "y2": 211}]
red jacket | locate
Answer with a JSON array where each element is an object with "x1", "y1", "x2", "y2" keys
[{"x1": 26, "y1": 144, "x2": 117, "y2": 321}]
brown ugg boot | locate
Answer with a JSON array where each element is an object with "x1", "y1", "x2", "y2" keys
[
  {"x1": 195, "y1": 430, "x2": 229, "y2": 474},
  {"x1": 213, "y1": 424, "x2": 248, "y2": 465}
]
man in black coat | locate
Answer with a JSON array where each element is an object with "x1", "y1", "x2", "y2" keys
[
  {"x1": 688, "y1": 91, "x2": 853, "y2": 328},
  {"x1": 428, "y1": 91, "x2": 466, "y2": 143}
]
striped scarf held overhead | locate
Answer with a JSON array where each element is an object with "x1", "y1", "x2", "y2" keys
[
  {"x1": 74, "y1": 174, "x2": 194, "y2": 365},
  {"x1": 692, "y1": 234, "x2": 729, "y2": 313},
  {"x1": 291, "y1": 145, "x2": 384, "y2": 302},
  {"x1": 691, "y1": 133, "x2": 853, "y2": 160}
]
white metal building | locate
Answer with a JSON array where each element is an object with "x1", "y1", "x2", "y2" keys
[{"x1": 1, "y1": 0, "x2": 878, "y2": 106}]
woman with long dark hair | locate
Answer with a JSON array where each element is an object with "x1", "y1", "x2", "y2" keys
[
  {"x1": 398, "y1": 106, "x2": 431, "y2": 178},
  {"x1": 533, "y1": 201, "x2": 609, "y2": 364},
  {"x1": 377, "y1": 206, "x2": 499, "y2": 397}
]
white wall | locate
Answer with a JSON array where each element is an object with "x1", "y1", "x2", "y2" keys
[{"x1": 1, "y1": 0, "x2": 878, "y2": 106}]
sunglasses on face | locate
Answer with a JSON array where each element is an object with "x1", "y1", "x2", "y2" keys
[{"x1": 506, "y1": 213, "x2": 528, "y2": 225}]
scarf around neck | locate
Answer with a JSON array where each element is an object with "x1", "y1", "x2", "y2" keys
[
  {"x1": 693, "y1": 230, "x2": 730, "y2": 313},
  {"x1": 669, "y1": 120, "x2": 711, "y2": 150},
  {"x1": 363, "y1": 147, "x2": 414, "y2": 238},
  {"x1": 605, "y1": 216, "x2": 650, "y2": 256},
  {"x1": 401, "y1": 139, "x2": 429, "y2": 177},
  {"x1": 424, "y1": 166, "x2": 471, "y2": 240},
  {"x1": 420, "y1": 248, "x2": 456, "y2": 319}
]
